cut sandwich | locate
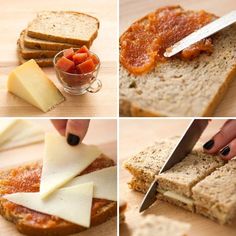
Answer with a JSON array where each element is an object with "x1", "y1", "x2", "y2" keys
[
  {"x1": 0, "y1": 155, "x2": 117, "y2": 236},
  {"x1": 119, "y1": 6, "x2": 236, "y2": 117},
  {"x1": 192, "y1": 160, "x2": 236, "y2": 224},
  {"x1": 133, "y1": 215, "x2": 190, "y2": 236}
]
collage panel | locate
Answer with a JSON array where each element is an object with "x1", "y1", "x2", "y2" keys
[
  {"x1": 0, "y1": 118, "x2": 117, "y2": 235},
  {"x1": 119, "y1": 119, "x2": 236, "y2": 236},
  {"x1": 0, "y1": 0, "x2": 117, "y2": 117}
]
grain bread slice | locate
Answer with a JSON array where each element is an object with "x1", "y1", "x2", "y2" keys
[
  {"x1": 27, "y1": 11, "x2": 99, "y2": 46},
  {"x1": 17, "y1": 46, "x2": 53, "y2": 67},
  {"x1": 0, "y1": 155, "x2": 117, "y2": 236},
  {"x1": 133, "y1": 215, "x2": 190, "y2": 236},
  {"x1": 18, "y1": 31, "x2": 58, "y2": 59},
  {"x1": 119, "y1": 17, "x2": 236, "y2": 117},
  {"x1": 23, "y1": 30, "x2": 80, "y2": 50},
  {"x1": 192, "y1": 160, "x2": 236, "y2": 224}
]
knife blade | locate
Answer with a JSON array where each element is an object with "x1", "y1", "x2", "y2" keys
[
  {"x1": 139, "y1": 119, "x2": 208, "y2": 212},
  {"x1": 164, "y1": 11, "x2": 236, "y2": 58}
]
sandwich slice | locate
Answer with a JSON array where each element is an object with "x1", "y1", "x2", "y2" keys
[
  {"x1": 0, "y1": 154, "x2": 117, "y2": 236},
  {"x1": 133, "y1": 215, "x2": 190, "y2": 236},
  {"x1": 192, "y1": 160, "x2": 236, "y2": 224}
]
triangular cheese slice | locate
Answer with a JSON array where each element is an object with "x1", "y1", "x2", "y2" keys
[
  {"x1": 40, "y1": 133, "x2": 101, "y2": 198},
  {"x1": 4, "y1": 182, "x2": 94, "y2": 228},
  {"x1": 0, "y1": 120, "x2": 44, "y2": 151},
  {"x1": 64, "y1": 166, "x2": 117, "y2": 201}
]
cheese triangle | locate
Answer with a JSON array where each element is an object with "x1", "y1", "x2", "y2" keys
[
  {"x1": 40, "y1": 133, "x2": 101, "y2": 198},
  {"x1": 64, "y1": 166, "x2": 117, "y2": 201},
  {"x1": 4, "y1": 182, "x2": 94, "y2": 227},
  {"x1": 0, "y1": 119, "x2": 44, "y2": 151}
]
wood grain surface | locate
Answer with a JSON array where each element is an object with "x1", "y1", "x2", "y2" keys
[
  {"x1": 119, "y1": 119, "x2": 236, "y2": 236},
  {"x1": 0, "y1": 0, "x2": 117, "y2": 117},
  {"x1": 119, "y1": 0, "x2": 236, "y2": 117},
  {"x1": 0, "y1": 119, "x2": 117, "y2": 236}
]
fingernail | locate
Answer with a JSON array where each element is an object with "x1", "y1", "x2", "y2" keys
[
  {"x1": 67, "y1": 133, "x2": 80, "y2": 146},
  {"x1": 220, "y1": 146, "x2": 230, "y2": 156},
  {"x1": 203, "y1": 139, "x2": 214, "y2": 150}
]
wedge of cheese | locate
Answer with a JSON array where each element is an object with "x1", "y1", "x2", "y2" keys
[
  {"x1": 4, "y1": 182, "x2": 94, "y2": 227},
  {"x1": 40, "y1": 133, "x2": 101, "y2": 198},
  {"x1": 8, "y1": 59, "x2": 65, "y2": 112},
  {"x1": 64, "y1": 166, "x2": 117, "y2": 201},
  {"x1": 0, "y1": 119, "x2": 44, "y2": 151}
]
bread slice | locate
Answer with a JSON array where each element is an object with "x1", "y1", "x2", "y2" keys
[
  {"x1": 27, "y1": 11, "x2": 99, "y2": 46},
  {"x1": 133, "y1": 215, "x2": 190, "y2": 236},
  {"x1": 119, "y1": 14, "x2": 236, "y2": 117},
  {"x1": 18, "y1": 31, "x2": 58, "y2": 59},
  {"x1": 23, "y1": 30, "x2": 80, "y2": 51},
  {"x1": 192, "y1": 160, "x2": 236, "y2": 224},
  {"x1": 0, "y1": 155, "x2": 117, "y2": 236},
  {"x1": 17, "y1": 46, "x2": 53, "y2": 67},
  {"x1": 128, "y1": 177, "x2": 150, "y2": 194},
  {"x1": 123, "y1": 138, "x2": 178, "y2": 183}
]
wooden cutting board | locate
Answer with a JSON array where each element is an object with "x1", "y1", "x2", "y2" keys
[
  {"x1": 119, "y1": 119, "x2": 236, "y2": 236},
  {"x1": 120, "y1": 0, "x2": 236, "y2": 117},
  {"x1": 0, "y1": 0, "x2": 117, "y2": 117},
  {"x1": 0, "y1": 119, "x2": 117, "y2": 236}
]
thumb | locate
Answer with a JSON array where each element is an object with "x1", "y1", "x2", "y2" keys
[{"x1": 66, "y1": 119, "x2": 90, "y2": 146}]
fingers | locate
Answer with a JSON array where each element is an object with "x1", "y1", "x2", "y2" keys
[
  {"x1": 51, "y1": 119, "x2": 68, "y2": 136},
  {"x1": 203, "y1": 120, "x2": 236, "y2": 159},
  {"x1": 219, "y1": 138, "x2": 236, "y2": 160},
  {"x1": 66, "y1": 119, "x2": 90, "y2": 146}
]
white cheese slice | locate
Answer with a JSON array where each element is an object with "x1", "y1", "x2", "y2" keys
[
  {"x1": 3, "y1": 182, "x2": 94, "y2": 227},
  {"x1": 8, "y1": 59, "x2": 65, "y2": 112},
  {"x1": 64, "y1": 166, "x2": 117, "y2": 201},
  {"x1": 0, "y1": 120, "x2": 44, "y2": 151},
  {"x1": 40, "y1": 133, "x2": 101, "y2": 198},
  {"x1": 162, "y1": 191, "x2": 193, "y2": 206}
]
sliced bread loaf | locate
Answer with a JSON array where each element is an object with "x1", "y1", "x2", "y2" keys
[
  {"x1": 27, "y1": 11, "x2": 99, "y2": 46},
  {"x1": 120, "y1": 21, "x2": 236, "y2": 117},
  {"x1": 18, "y1": 31, "x2": 57, "y2": 59}
]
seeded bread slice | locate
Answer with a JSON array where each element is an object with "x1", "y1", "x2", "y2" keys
[
  {"x1": 133, "y1": 215, "x2": 190, "y2": 236},
  {"x1": 120, "y1": 18, "x2": 236, "y2": 117},
  {"x1": 27, "y1": 11, "x2": 99, "y2": 46},
  {"x1": 192, "y1": 160, "x2": 236, "y2": 224},
  {"x1": 23, "y1": 30, "x2": 81, "y2": 50},
  {"x1": 18, "y1": 31, "x2": 57, "y2": 59}
]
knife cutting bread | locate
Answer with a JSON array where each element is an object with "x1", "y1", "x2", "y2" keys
[{"x1": 119, "y1": 6, "x2": 236, "y2": 117}]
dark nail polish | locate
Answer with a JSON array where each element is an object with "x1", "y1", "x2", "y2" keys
[
  {"x1": 203, "y1": 139, "x2": 214, "y2": 150},
  {"x1": 67, "y1": 133, "x2": 80, "y2": 146},
  {"x1": 220, "y1": 146, "x2": 230, "y2": 156}
]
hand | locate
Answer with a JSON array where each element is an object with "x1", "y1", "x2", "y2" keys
[
  {"x1": 203, "y1": 120, "x2": 236, "y2": 160},
  {"x1": 51, "y1": 119, "x2": 90, "y2": 146}
]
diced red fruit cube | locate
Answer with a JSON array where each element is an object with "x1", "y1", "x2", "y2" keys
[
  {"x1": 77, "y1": 59, "x2": 95, "y2": 73},
  {"x1": 63, "y1": 48, "x2": 74, "y2": 60},
  {"x1": 89, "y1": 54, "x2": 99, "y2": 65},
  {"x1": 76, "y1": 45, "x2": 90, "y2": 54},
  {"x1": 72, "y1": 53, "x2": 88, "y2": 65},
  {"x1": 56, "y1": 56, "x2": 75, "y2": 73}
]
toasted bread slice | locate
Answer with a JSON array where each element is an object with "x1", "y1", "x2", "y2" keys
[
  {"x1": 0, "y1": 155, "x2": 117, "y2": 236},
  {"x1": 27, "y1": 11, "x2": 99, "y2": 46},
  {"x1": 23, "y1": 30, "x2": 81, "y2": 50},
  {"x1": 18, "y1": 31, "x2": 57, "y2": 59},
  {"x1": 119, "y1": 7, "x2": 236, "y2": 117}
]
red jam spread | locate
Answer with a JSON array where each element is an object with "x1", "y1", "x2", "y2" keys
[{"x1": 120, "y1": 6, "x2": 216, "y2": 75}]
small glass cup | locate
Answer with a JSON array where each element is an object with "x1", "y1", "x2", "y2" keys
[{"x1": 53, "y1": 49, "x2": 102, "y2": 95}]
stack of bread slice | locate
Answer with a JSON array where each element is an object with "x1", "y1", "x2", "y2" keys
[{"x1": 17, "y1": 11, "x2": 99, "y2": 67}]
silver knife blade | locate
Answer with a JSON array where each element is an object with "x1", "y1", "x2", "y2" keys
[
  {"x1": 139, "y1": 119, "x2": 208, "y2": 213},
  {"x1": 164, "y1": 11, "x2": 236, "y2": 57}
]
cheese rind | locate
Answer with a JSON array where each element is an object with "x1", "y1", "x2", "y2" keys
[
  {"x1": 3, "y1": 182, "x2": 94, "y2": 227},
  {"x1": 64, "y1": 166, "x2": 117, "y2": 201},
  {"x1": 8, "y1": 59, "x2": 65, "y2": 112},
  {"x1": 40, "y1": 133, "x2": 101, "y2": 198}
]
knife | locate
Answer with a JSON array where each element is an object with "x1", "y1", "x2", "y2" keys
[
  {"x1": 164, "y1": 11, "x2": 236, "y2": 58},
  {"x1": 139, "y1": 119, "x2": 208, "y2": 213}
]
